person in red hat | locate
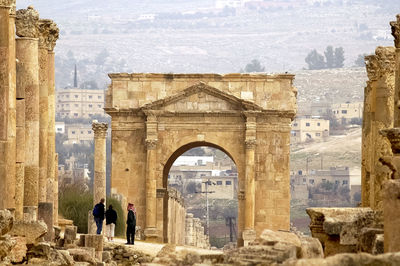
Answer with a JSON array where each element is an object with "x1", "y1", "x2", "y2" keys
[{"x1": 126, "y1": 203, "x2": 136, "y2": 245}]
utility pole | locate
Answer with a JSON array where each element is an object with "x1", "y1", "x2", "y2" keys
[{"x1": 195, "y1": 179, "x2": 215, "y2": 236}]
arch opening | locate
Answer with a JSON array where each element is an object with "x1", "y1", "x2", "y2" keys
[{"x1": 162, "y1": 143, "x2": 238, "y2": 248}]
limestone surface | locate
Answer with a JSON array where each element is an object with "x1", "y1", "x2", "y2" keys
[
  {"x1": 9, "y1": 220, "x2": 47, "y2": 245},
  {"x1": 0, "y1": 209, "x2": 13, "y2": 236},
  {"x1": 15, "y1": 6, "x2": 39, "y2": 38}
]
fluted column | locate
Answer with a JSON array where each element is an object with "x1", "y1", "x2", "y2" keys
[
  {"x1": 15, "y1": 6, "x2": 40, "y2": 211},
  {"x1": 92, "y1": 122, "x2": 108, "y2": 206},
  {"x1": 243, "y1": 112, "x2": 257, "y2": 246},
  {"x1": 0, "y1": 0, "x2": 11, "y2": 210},
  {"x1": 38, "y1": 19, "x2": 53, "y2": 203},
  {"x1": 144, "y1": 111, "x2": 159, "y2": 241},
  {"x1": 390, "y1": 15, "x2": 400, "y2": 127}
]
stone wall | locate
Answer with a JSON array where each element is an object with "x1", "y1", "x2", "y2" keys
[
  {"x1": 185, "y1": 213, "x2": 210, "y2": 249},
  {"x1": 166, "y1": 188, "x2": 186, "y2": 245}
]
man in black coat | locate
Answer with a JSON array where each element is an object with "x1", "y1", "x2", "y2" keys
[
  {"x1": 93, "y1": 198, "x2": 105, "y2": 235},
  {"x1": 126, "y1": 203, "x2": 136, "y2": 245}
]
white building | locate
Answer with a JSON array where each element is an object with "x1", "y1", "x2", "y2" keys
[
  {"x1": 291, "y1": 116, "x2": 329, "y2": 143},
  {"x1": 55, "y1": 121, "x2": 65, "y2": 134},
  {"x1": 173, "y1": 156, "x2": 214, "y2": 166}
]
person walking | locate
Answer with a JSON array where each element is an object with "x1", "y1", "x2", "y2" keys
[
  {"x1": 93, "y1": 198, "x2": 105, "y2": 235},
  {"x1": 105, "y1": 204, "x2": 118, "y2": 242},
  {"x1": 126, "y1": 203, "x2": 136, "y2": 245}
]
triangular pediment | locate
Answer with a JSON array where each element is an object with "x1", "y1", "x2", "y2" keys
[{"x1": 141, "y1": 82, "x2": 263, "y2": 112}]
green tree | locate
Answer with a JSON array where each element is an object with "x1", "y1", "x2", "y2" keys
[
  {"x1": 354, "y1": 54, "x2": 367, "y2": 67},
  {"x1": 242, "y1": 59, "x2": 265, "y2": 73},
  {"x1": 334, "y1": 47, "x2": 345, "y2": 68},
  {"x1": 324, "y1": 46, "x2": 335, "y2": 68},
  {"x1": 305, "y1": 49, "x2": 325, "y2": 70}
]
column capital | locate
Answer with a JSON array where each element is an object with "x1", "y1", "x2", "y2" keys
[
  {"x1": 0, "y1": 0, "x2": 14, "y2": 9},
  {"x1": 38, "y1": 19, "x2": 59, "y2": 51},
  {"x1": 365, "y1": 46, "x2": 396, "y2": 81},
  {"x1": 15, "y1": 6, "x2": 39, "y2": 38},
  {"x1": 245, "y1": 139, "x2": 257, "y2": 149},
  {"x1": 390, "y1": 14, "x2": 400, "y2": 48},
  {"x1": 145, "y1": 138, "x2": 158, "y2": 150},
  {"x1": 92, "y1": 122, "x2": 108, "y2": 138}
]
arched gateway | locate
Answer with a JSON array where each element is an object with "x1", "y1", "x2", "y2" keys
[{"x1": 105, "y1": 73, "x2": 297, "y2": 246}]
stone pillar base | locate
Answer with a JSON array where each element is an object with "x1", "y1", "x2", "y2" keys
[
  {"x1": 144, "y1": 227, "x2": 160, "y2": 242},
  {"x1": 242, "y1": 229, "x2": 256, "y2": 246},
  {"x1": 23, "y1": 206, "x2": 37, "y2": 222},
  {"x1": 38, "y1": 202, "x2": 53, "y2": 241}
]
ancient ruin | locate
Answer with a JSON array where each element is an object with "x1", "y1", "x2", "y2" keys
[{"x1": 105, "y1": 73, "x2": 297, "y2": 245}]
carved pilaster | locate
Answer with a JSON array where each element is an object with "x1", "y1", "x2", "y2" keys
[
  {"x1": 390, "y1": 14, "x2": 400, "y2": 48},
  {"x1": 365, "y1": 47, "x2": 396, "y2": 81},
  {"x1": 38, "y1": 19, "x2": 58, "y2": 50},
  {"x1": 245, "y1": 139, "x2": 257, "y2": 149},
  {"x1": 92, "y1": 122, "x2": 108, "y2": 139},
  {"x1": 15, "y1": 6, "x2": 39, "y2": 38},
  {"x1": 145, "y1": 139, "x2": 158, "y2": 150}
]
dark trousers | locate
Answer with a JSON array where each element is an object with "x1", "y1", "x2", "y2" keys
[
  {"x1": 94, "y1": 217, "x2": 103, "y2": 235},
  {"x1": 126, "y1": 224, "x2": 135, "y2": 244}
]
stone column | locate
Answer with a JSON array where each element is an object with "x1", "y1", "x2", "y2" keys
[
  {"x1": 54, "y1": 153, "x2": 59, "y2": 226},
  {"x1": 0, "y1": 1, "x2": 11, "y2": 210},
  {"x1": 15, "y1": 6, "x2": 40, "y2": 211},
  {"x1": 362, "y1": 47, "x2": 396, "y2": 209},
  {"x1": 38, "y1": 19, "x2": 52, "y2": 203},
  {"x1": 92, "y1": 122, "x2": 107, "y2": 205},
  {"x1": 144, "y1": 111, "x2": 159, "y2": 241},
  {"x1": 15, "y1": 92, "x2": 25, "y2": 220},
  {"x1": 383, "y1": 179, "x2": 400, "y2": 252},
  {"x1": 243, "y1": 113, "x2": 256, "y2": 246},
  {"x1": 46, "y1": 25, "x2": 58, "y2": 206},
  {"x1": 390, "y1": 15, "x2": 400, "y2": 127},
  {"x1": 6, "y1": 0, "x2": 16, "y2": 211}
]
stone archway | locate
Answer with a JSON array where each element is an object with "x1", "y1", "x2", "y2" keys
[
  {"x1": 161, "y1": 142, "x2": 239, "y2": 245},
  {"x1": 105, "y1": 73, "x2": 297, "y2": 246}
]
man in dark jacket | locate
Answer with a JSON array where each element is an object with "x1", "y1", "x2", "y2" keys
[
  {"x1": 93, "y1": 198, "x2": 105, "y2": 235},
  {"x1": 126, "y1": 203, "x2": 136, "y2": 245},
  {"x1": 105, "y1": 205, "x2": 118, "y2": 242}
]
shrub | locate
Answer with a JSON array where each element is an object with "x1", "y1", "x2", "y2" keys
[{"x1": 59, "y1": 183, "x2": 125, "y2": 236}]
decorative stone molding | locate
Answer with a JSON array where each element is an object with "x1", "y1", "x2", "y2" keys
[
  {"x1": 145, "y1": 139, "x2": 158, "y2": 150},
  {"x1": 15, "y1": 6, "x2": 39, "y2": 38},
  {"x1": 245, "y1": 139, "x2": 257, "y2": 149},
  {"x1": 38, "y1": 19, "x2": 59, "y2": 50},
  {"x1": 238, "y1": 190, "x2": 245, "y2": 200},
  {"x1": 390, "y1": 14, "x2": 400, "y2": 48},
  {"x1": 365, "y1": 47, "x2": 396, "y2": 81},
  {"x1": 0, "y1": 0, "x2": 14, "y2": 8},
  {"x1": 381, "y1": 128, "x2": 400, "y2": 155},
  {"x1": 92, "y1": 122, "x2": 108, "y2": 138},
  {"x1": 156, "y1": 188, "x2": 166, "y2": 198}
]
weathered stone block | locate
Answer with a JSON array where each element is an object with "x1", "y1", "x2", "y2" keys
[
  {"x1": 358, "y1": 227, "x2": 384, "y2": 253},
  {"x1": 64, "y1": 225, "x2": 77, "y2": 241},
  {"x1": 9, "y1": 220, "x2": 47, "y2": 245},
  {"x1": 299, "y1": 236, "x2": 323, "y2": 259},
  {"x1": 0, "y1": 235, "x2": 17, "y2": 260},
  {"x1": 8, "y1": 236, "x2": 27, "y2": 264},
  {"x1": 68, "y1": 247, "x2": 96, "y2": 264},
  {"x1": 372, "y1": 234, "x2": 384, "y2": 255},
  {"x1": 0, "y1": 209, "x2": 14, "y2": 236}
]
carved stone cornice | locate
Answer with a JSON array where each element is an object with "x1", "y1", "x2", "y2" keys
[
  {"x1": 0, "y1": 0, "x2": 14, "y2": 9},
  {"x1": 390, "y1": 14, "x2": 400, "y2": 48},
  {"x1": 92, "y1": 122, "x2": 108, "y2": 138},
  {"x1": 145, "y1": 138, "x2": 158, "y2": 150},
  {"x1": 15, "y1": 6, "x2": 39, "y2": 38},
  {"x1": 38, "y1": 19, "x2": 59, "y2": 50},
  {"x1": 365, "y1": 47, "x2": 396, "y2": 81}
]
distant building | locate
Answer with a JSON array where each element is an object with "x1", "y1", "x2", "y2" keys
[
  {"x1": 310, "y1": 102, "x2": 331, "y2": 117},
  {"x1": 58, "y1": 155, "x2": 90, "y2": 187},
  {"x1": 55, "y1": 121, "x2": 65, "y2": 134},
  {"x1": 330, "y1": 102, "x2": 363, "y2": 123},
  {"x1": 201, "y1": 175, "x2": 237, "y2": 200},
  {"x1": 64, "y1": 124, "x2": 94, "y2": 145},
  {"x1": 173, "y1": 156, "x2": 214, "y2": 166},
  {"x1": 56, "y1": 88, "x2": 105, "y2": 119},
  {"x1": 291, "y1": 116, "x2": 329, "y2": 143}
]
